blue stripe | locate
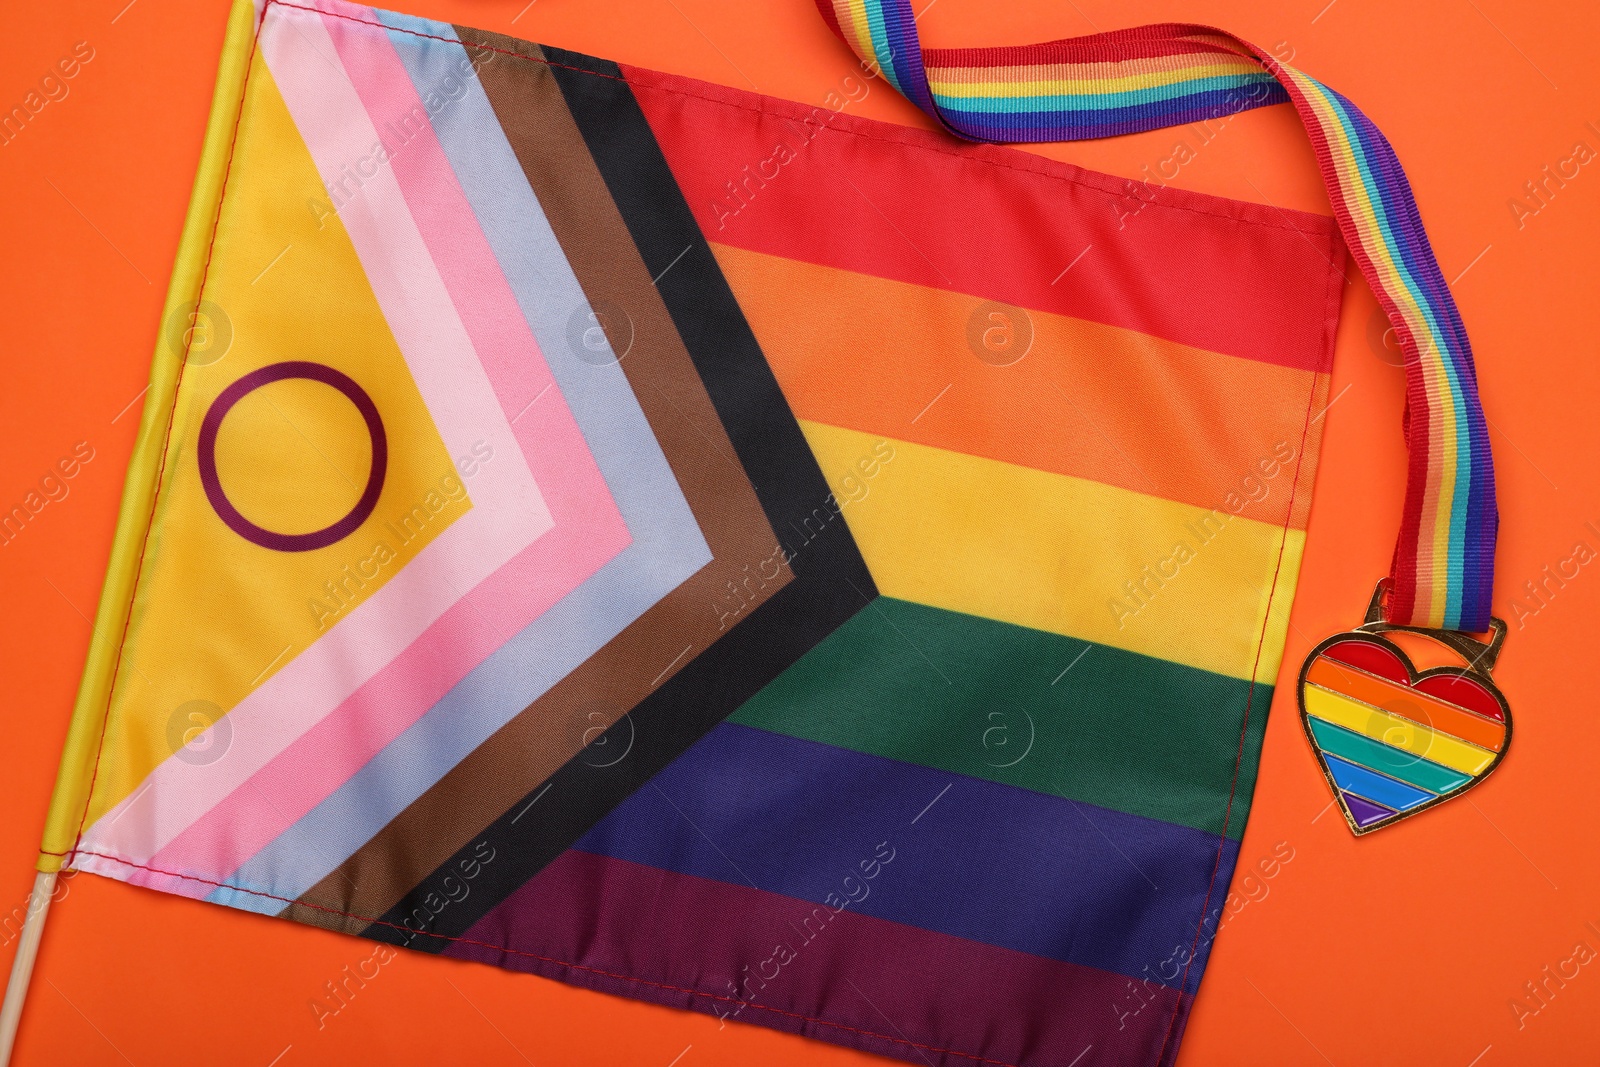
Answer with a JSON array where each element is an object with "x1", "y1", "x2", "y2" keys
[
  {"x1": 931, "y1": 73, "x2": 1276, "y2": 114},
  {"x1": 1346, "y1": 100, "x2": 1479, "y2": 625},
  {"x1": 1308, "y1": 719, "x2": 1471, "y2": 794},
  {"x1": 207, "y1": 20, "x2": 711, "y2": 914},
  {"x1": 1356, "y1": 105, "x2": 1478, "y2": 627},
  {"x1": 1318, "y1": 84, "x2": 1455, "y2": 395},
  {"x1": 1323, "y1": 754, "x2": 1436, "y2": 811},
  {"x1": 876, "y1": 0, "x2": 935, "y2": 112},
  {"x1": 1319, "y1": 82, "x2": 1476, "y2": 622},
  {"x1": 1335, "y1": 89, "x2": 1479, "y2": 624},
  {"x1": 574, "y1": 721, "x2": 1237, "y2": 992},
  {"x1": 861, "y1": 1, "x2": 908, "y2": 98},
  {"x1": 938, "y1": 83, "x2": 1287, "y2": 138}
]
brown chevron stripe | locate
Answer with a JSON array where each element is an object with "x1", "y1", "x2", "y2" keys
[{"x1": 285, "y1": 32, "x2": 787, "y2": 932}]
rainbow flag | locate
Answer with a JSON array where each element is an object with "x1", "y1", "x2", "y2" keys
[
  {"x1": 38, "y1": 1, "x2": 1348, "y2": 1063},
  {"x1": 816, "y1": 0, "x2": 1496, "y2": 634}
]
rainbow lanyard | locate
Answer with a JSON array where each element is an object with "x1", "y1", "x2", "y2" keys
[{"x1": 816, "y1": 0, "x2": 1498, "y2": 635}]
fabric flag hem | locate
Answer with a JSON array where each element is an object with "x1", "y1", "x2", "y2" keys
[
  {"x1": 35, "y1": 4, "x2": 1347, "y2": 1067},
  {"x1": 37, "y1": 0, "x2": 266, "y2": 873}
]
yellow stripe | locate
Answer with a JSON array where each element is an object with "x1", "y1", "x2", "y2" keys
[
  {"x1": 1304, "y1": 684, "x2": 1495, "y2": 776},
  {"x1": 57, "y1": 57, "x2": 467, "y2": 835},
  {"x1": 930, "y1": 36, "x2": 1252, "y2": 84},
  {"x1": 1299, "y1": 72, "x2": 1454, "y2": 623},
  {"x1": 927, "y1": 60, "x2": 1264, "y2": 99},
  {"x1": 37, "y1": 0, "x2": 264, "y2": 872},
  {"x1": 801, "y1": 421, "x2": 1303, "y2": 683},
  {"x1": 1288, "y1": 71, "x2": 1457, "y2": 622},
  {"x1": 839, "y1": 1, "x2": 881, "y2": 78}
]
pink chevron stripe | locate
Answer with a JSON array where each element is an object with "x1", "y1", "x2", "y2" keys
[
  {"x1": 79, "y1": 6, "x2": 628, "y2": 874},
  {"x1": 137, "y1": 6, "x2": 632, "y2": 882}
]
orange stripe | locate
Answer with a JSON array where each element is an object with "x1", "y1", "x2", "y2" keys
[
  {"x1": 714, "y1": 243, "x2": 1323, "y2": 527},
  {"x1": 930, "y1": 55, "x2": 1233, "y2": 84},
  {"x1": 1306, "y1": 657, "x2": 1505, "y2": 752}
]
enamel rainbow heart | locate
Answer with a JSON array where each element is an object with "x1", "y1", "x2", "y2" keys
[{"x1": 1298, "y1": 633, "x2": 1511, "y2": 835}]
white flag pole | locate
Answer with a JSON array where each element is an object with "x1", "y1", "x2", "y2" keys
[{"x1": 0, "y1": 872, "x2": 58, "y2": 1067}]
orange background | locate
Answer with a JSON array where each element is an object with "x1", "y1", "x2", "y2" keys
[{"x1": 1, "y1": 0, "x2": 1596, "y2": 1064}]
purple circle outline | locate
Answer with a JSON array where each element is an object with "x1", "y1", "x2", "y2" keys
[{"x1": 198, "y1": 361, "x2": 388, "y2": 552}]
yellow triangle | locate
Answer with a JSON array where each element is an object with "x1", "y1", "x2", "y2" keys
[{"x1": 85, "y1": 57, "x2": 467, "y2": 824}]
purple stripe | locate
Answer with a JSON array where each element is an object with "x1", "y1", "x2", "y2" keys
[
  {"x1": 448, "y1": 849, "x2": 1192, "y2": 1067},
  {"x1": 875, "y1": 0, "x2": 936, "y2": 114},
  {"x1": 940, "y1": 84, "x2": 1287, "y2": 141},
  {"x1": 1357, "y1": 104, "x2": 1493, "y2": 628},
  {"x1": 853, "y1": 4, "x2": 1497, "y2": 631},
  {"x1": 1340, "y1": 91, "x2": 1495, "y2": 628},
  {"x1": 1342, "y1": 792, "x2": 1398, "y2": 828},
  {"x1": 571, "y1": 722, "x2": 1235, "y2": 992},
  {"x1": 1329, "y1": 86, "x2": 1494, "y2": 629}
]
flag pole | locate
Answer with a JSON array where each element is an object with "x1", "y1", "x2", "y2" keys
[{"x1": 0, "y1": 871, "x2": 58, "y2": 1067}]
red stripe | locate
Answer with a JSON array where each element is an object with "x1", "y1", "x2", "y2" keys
[
  {"x1": 1391, "y1": 347, "x2": 1432, "y2": 623},
  {"x1": 1322, "y1": 639, "x2": 1409, "y2": 682},
  {"x1": 622, "y1": 64, "x2": 1341, "y2": 371},
  {"x1": 813, "y1": 0, "x2": 843, "y2": 39},
  {"x1": 927, "y1": 26, "x2": 1246, "y2": 67},
  {"x1": 1259, "y1": 53, "x2": 1429, "y2": 620},
  {"x1": 449, "y1": 849, "x2": 1191, "y2": 1067}
]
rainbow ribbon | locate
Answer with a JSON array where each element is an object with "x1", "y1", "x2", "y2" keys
[{"x1": 816, "y1": 1, "x2": 1498, "y2": 633}]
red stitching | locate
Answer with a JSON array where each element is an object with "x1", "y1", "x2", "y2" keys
[
  {"x1": 52, "y1": 14, "x2": 1022, "y2": 1067},
  {"x1": 272, "y1": 0, "x2": 631, "y2": 85},
  {"x1": 60, "y1": 7, "x2": 1346, "y2": 1067},
  {"x1": 61, "y1": 0, "x2": 632, "y2": 872},
  {"x1": 70, "y1": 847, "x2": 1023, "y2": 1067},
  {"x1": 62, "y1": 6, "x2": 270, "y2": 872},
  {"x1": 271, "y1": 0, "x2": 1332, "y2": 238},
  {"x1": 1151, "y1": 235, "x2": 1344, "y2": 1065}
]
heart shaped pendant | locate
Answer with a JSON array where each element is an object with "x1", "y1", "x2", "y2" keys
[{"x1": 1299, "y1": 582, "x2": 1511, "y2": 836}]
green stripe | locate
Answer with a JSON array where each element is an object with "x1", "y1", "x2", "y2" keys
[
  {"x1": 930, "y1": 73, "x2": 1275, "y2": 115},
  {"x1": 1307, "y1": 717, "x2": 1471, "y2": 794},
  {"x1": 730, "y1": 597, "x2": 1268, "y2": 839}
]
